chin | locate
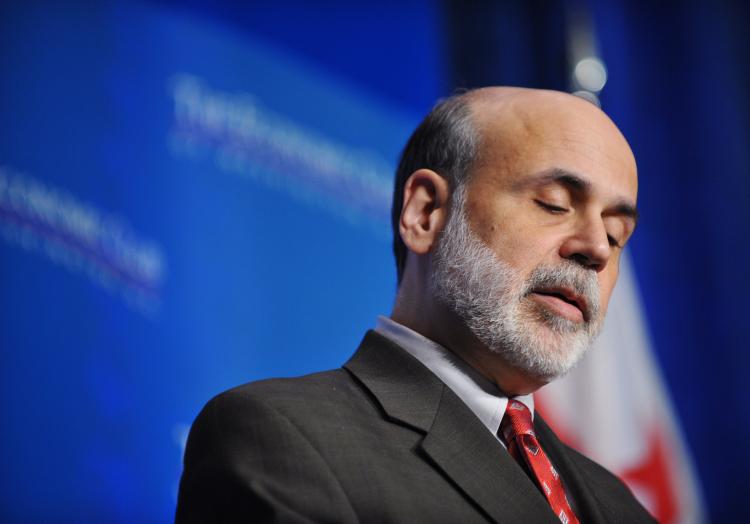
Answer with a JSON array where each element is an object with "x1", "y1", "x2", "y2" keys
[{"x1": 492, "y1": 320, "x2": 594, "y2": 381}]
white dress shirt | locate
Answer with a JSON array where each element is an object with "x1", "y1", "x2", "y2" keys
[{"x1": 374, "y1": 315, "x2": 534, "y2": 445}]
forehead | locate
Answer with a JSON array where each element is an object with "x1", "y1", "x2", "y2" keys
[{"x1": 469, "y1": 92, "x2": 638, "y2": 202}]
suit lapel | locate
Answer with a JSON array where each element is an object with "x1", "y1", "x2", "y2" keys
[
  {"x1": 534, "y1": 414, "x2": 609, "y2": 523},
  {"x1": 345, "y1": 331, "x2": 557, "y2": 524},
  {"x1": 343, "y1": 330, "x2": 442, "y2": 433},
  {"x1": 421, "y1": 386, "x2": 559, "y2": 523}
]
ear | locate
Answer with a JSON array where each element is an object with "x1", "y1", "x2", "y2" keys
[{"x1": 399, "y1": 169, "x2": 451, "y2": 256}]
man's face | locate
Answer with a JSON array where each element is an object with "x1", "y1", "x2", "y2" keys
[{"x1": 431, "y1": 93, "x2": 638, "y2": 379}]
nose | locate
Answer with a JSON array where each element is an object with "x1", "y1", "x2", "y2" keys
[{"x1": 558, "y1": 216, "x2": 612, "y2": 272}]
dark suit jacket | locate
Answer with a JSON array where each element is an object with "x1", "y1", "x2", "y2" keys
[{"x1": 176, "y1": 331, "x2": 655, "y2": 523}]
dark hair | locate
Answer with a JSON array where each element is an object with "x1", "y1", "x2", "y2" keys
[{"x1": 391, "y1": 92, "x2": 479, "y2": 285}]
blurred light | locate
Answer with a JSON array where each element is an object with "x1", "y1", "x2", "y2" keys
[
  {"x1": 574, "y1": 57, "x2": 607, "y2": 92},
  {"x1": 572, "y1": 90, "x2": 601, "y2": 107}
]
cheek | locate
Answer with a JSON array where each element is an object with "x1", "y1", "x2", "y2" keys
[
  {"x1": 490, "y1": 235, "x2": 552, "y2": 274},
  {"x1": 467, "y1": 195, "x2": 563, "y2": 270},
  {"x1": 480, "y1": 212, "x2": 560, "y2": 266}
]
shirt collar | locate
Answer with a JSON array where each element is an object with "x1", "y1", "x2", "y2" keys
[{"x1": 374, "y1": 315, "x2": 534, "y2": 440}]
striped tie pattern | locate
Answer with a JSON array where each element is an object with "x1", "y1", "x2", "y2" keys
[{"x1": 500, "y1": 400, "x2": 580, "y2": 524}]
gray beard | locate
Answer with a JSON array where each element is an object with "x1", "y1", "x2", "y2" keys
[{"x1": 430, "y1": 185, "x2": 603, "y2": 380}]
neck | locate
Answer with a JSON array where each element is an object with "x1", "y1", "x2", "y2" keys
[{"x1": 392, "y1": 285, "x2": 548, "y2": 396}]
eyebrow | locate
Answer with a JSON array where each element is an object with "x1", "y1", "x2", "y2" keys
[{"x1": 527, "y1": 168, "x2": 640, "y2": 223}]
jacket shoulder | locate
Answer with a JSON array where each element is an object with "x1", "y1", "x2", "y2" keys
[
  {"x1": 176, "y1": 369, "x2": 362, "y2": 523},
  {"x1": 208, "y1": 367, "x2": 365, "y2": 416}
]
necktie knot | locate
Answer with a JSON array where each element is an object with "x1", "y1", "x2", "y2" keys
[{"x1": 500, "y1": 400, "x2": 536, "y2": 443}]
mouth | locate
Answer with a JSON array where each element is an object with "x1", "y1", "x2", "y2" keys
[{"x1": 528, "y1": 286, "x2": 589, "y2": 323}]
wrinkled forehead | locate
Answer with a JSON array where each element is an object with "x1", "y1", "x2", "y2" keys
[{"x1": 467, "y1": 90, "x2": 638, "y2": 198}]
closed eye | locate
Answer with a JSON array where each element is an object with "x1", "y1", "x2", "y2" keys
[
  {"x1": 534, "y1": 199, "x2": 568, "y2": 214},
  {"x1": 607, "y1": 235, "x2": 622, "y2": 248}
]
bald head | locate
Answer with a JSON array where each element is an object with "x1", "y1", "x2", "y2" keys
[{"x1": 464, "y1": 87, "x2": 636, "y2": 192}]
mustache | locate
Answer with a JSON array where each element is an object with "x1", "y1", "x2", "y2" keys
[{"x1": 523, "y1": 262, "x2": 601, "y2": 321}]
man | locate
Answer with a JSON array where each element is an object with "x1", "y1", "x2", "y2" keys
[{"x1": 176, "y1": 87, "x2": 654, "y2": 523}]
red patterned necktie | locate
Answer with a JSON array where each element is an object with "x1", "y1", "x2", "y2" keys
[{"x1": 500, "y1": 400, "x2": 580, "y2": 524}]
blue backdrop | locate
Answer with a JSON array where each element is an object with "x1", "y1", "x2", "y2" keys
[{"x1": 1, "y1": 1, "x2": 748, "y2": 522}]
